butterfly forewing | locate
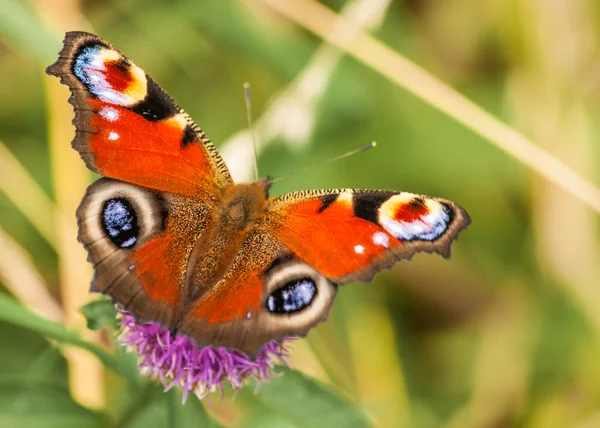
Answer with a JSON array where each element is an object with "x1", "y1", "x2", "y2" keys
[
  {"x1": 46, "y1": 31, "x2": 232, "y2": 197},
  {"x1": 266, "y1": 189, "x2": 471, "y2": 283}
]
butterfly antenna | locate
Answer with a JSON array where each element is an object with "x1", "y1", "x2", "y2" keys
[
  {"x1": 244, "y1": 82, "x2": 259, "y2": 181},
  {"x1": 268, "y1": 141, "x2": 377, "y2": 184}
]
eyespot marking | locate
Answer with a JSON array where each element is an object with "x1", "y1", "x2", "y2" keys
[
  {"x1": 101, "y1": 198, "x2": 139, "y2": 248},
  {"x1": 267, "y1": 278, "x2": 317, "y2": 314},
  {"x1": 393, "y1": 197, "x2": 428, "y2": 222},
  {"x1": 379, "y1": 195, "x2": 451, "y2": 241},
  {"x1": 73, "y1": 44, "x2": 147, "y2": 107}
]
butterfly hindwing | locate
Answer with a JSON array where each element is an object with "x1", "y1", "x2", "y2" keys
[
  {"x1": 178, "y1": 229, "x2": 338, "y2": 355},
  {"x1": 46, "y1": 31, "x2": 231, "y2": 197},
  {"x1": 78, "y1": 178, "x2": 213, "y2": 329}
]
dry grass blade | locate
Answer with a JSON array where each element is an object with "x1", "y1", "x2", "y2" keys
[
  {"x1": 253, "y1": 0, "x2": 600, "y2": 215},
  {"x1": 0, "y1": 140, "x2": 75, "y2": 249},
  {"x1": 442, "y1": 284, "x2": 536, "y2": 428},
  {"x1": 347, "y1": 303, "x2": 411, "y2": 427},
  {"x1": 0, "y1": 226, "x2": 63, "y2": 322},
  {"x1": 36, "y1": 0, "x2": 106, "y2": 407},
  {"x1": 44, "y1": 72, "x2": 106, "y2": 410}
]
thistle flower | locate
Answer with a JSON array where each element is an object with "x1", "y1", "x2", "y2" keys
[{"x1": 116, "y1": 308, "x2": 292, "y2": 403}]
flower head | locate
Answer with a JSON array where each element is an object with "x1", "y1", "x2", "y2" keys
[{"x1": 116, "y1": 308, "x2": 292, "y2": 403}]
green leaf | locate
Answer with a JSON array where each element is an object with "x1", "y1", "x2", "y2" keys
[
  {"x1": 116, "y1": 388, "x2": 220, "y2": 428},
  {"x1": 0, "y1": 320, "x2": 68, "y2": 388},
  {"x1": 0, "y1": 294, "x2": 136, "y2": 383},
  {"x1": 177, "y1": 390, "x2": 220, "y2": 428},
  {"x1": 0, "y1": 381, "x2": 106, "y2": 428},
  {"x1": 81, "y1": 298, "x2": 118, "y2": 331},
  {"x1": 244, "y1": 369, "x2": 371, "y2": 428}
]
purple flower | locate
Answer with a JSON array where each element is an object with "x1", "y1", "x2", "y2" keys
[{"x1": 116, "y1": 308, "x2": 292, "y2": 403}]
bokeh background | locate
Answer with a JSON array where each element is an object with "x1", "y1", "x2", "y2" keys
[{"x1": 1, "y1": 0, "x2": 600, "y2": 427}]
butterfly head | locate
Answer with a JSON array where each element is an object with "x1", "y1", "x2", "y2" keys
[{"x1": 221, "y1": 179, "x2": 271, "y2": 227}]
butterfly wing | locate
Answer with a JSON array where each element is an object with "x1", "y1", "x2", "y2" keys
[
  {"x1": 178, "y1": 228, "x2": 338, "y2": 355},
  {"x1": 47, "y1": 32, "x2": 227, "y2": 329},
  {"x1": 178, "y1": 188, "x2": 469, "y2": 355},
  {"x1": 77, "y1": 178, "x2": 213, "y2": 329},
  {"x1": 267, "y1": 189, "x2": 470, "y2": 283},
  {"x1": 46, "y1": 31, "x2": 231, "y2": 197}
]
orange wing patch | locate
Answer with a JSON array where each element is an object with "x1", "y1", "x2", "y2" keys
[
  {"x1": 89, "y1": 100, "x2": 213, "y2": 196},
  {"x1": 191, "y1": 273, "x2": 263, "y2": 324},
  {"x1": 270, "y1": 196, "x2": 401, "y2": 280},
  {"x1": 130, "y1": 234, "x2": 182, "y2": 307}
]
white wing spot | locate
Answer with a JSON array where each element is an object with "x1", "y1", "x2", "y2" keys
[
  {"x1": 246, "y1": 311, "x2": 252, "y2": 319},
  {"x1": 354, "y1": 245, "x2": 365, "y2": 254},
  {"x1": 100, "y1": 106, "x2": 119, "y2": 122},
  {"x1": 373, "y1": 232, "x2": 390, "y2": 248},
  {"x1": 108, "y1": 131, "x2": 120, "y2": 141}
]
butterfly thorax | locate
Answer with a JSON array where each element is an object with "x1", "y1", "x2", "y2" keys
[
  {"x1": 219, "y1": 181, "x2": 270, "y2": 227},
  {"x1": 183, "y1": 181, "x2": 270, "y2": 305}
]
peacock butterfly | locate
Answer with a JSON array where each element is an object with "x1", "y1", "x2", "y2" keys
[{"x1": 47, "y1": 32, "x2": 470, "y2": 355}]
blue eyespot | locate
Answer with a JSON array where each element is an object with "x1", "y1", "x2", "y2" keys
[
  {"x1": 74, "y1": 46, "x2": 103, "y2": 85},
  {"x1": 267, "y1": 278, "x2": 317, "y2": 314},
  {"x1": 101, "y1": 198, "x2": 139, "y2": 249}
]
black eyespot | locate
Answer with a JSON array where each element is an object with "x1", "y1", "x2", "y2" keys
[
  {"x1": 267, "y1": 278, "x2": 317, "y2": 314},
  {"x1": 101, "y1": 198, "x2": 139, "y2": 248}
]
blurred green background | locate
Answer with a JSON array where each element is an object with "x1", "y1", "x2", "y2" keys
[{"x1": 1, "y1": 0, "x2": 600, "y2": 427}]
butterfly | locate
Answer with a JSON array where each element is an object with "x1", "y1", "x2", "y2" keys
[{"x1": 47, "y1": 31, "x2": 470, "y2": 356}]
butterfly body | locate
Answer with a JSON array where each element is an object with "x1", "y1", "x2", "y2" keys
[
  {"x1": 183, "y1": 181, "x2": 270, "y2": 304},
  {"x1": 48, "y1": 32, "x2": 471, "y2": 355}
]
